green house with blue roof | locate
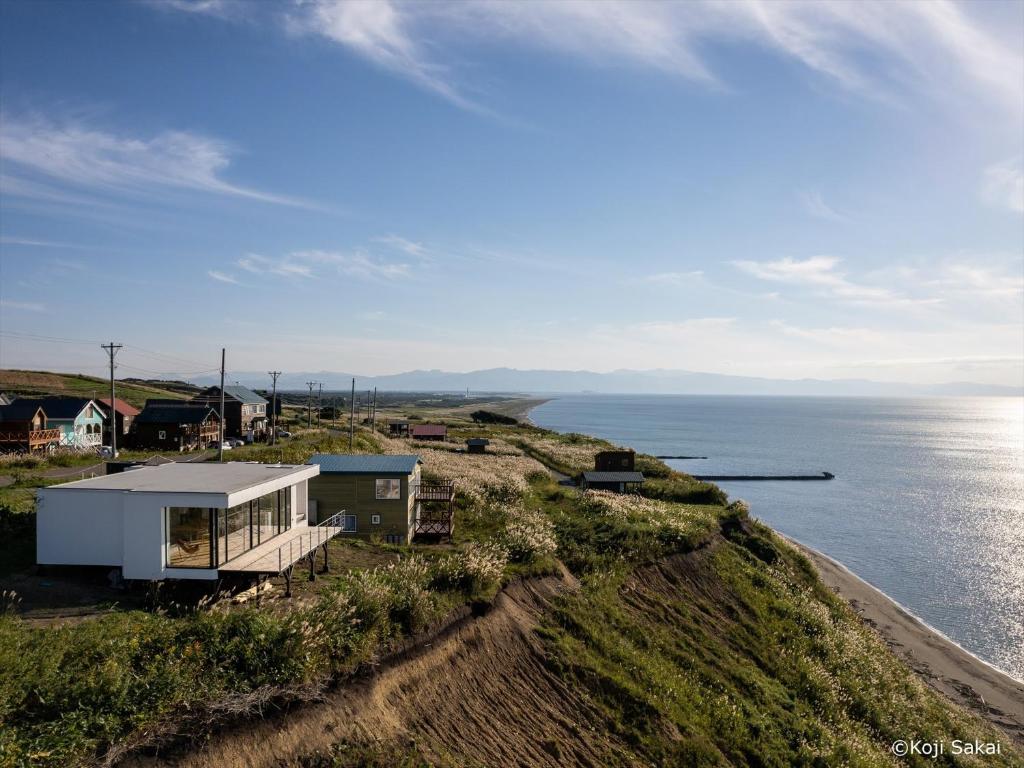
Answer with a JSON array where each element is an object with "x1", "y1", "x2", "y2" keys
[{"x1": 306, "y1": 454, "x2": 425, "y2": 544}]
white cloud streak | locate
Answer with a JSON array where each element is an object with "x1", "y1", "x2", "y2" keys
[
  {"x1": 0, "y1": 115, "x2": 309, "y2": 208},
  {"x1": 279, "y1": 1, "x2": 1023, "y2": 121},
  {"x1": 733, "y1": 255, "x2": 909, "y2": 304},
  {"x1": 207, "y1": 270, "x2": 240, "y2": 284},
  {"x1": 799, "y1": 190, "x2": 849, "y2": 222}
]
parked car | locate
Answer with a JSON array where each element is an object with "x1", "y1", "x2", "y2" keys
[
  {"x1": 228, "y1": 438, "x2": 245, "y2": 447},
  {"x1": 211, "y1": 441, "x2": 232, "y2": 450},
  {"x1": 276, "y1": 429, "x2": 291, "y2": 438},
  {"x1": 98, "y1": 446, "x2": 118, "y2": 459}
]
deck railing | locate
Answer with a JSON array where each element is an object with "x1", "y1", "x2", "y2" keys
[
  {"x1": 413, "y1": 482, "x2": 456, "y2": 501},
  {"x1": 274, "y1": 511, "x2": 346, "y2": 574},
  {"x1": 0, "y1": 428, "x2": 62, "y2": 448}
]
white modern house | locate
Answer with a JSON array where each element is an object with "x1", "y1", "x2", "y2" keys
[{"x1": 37, "y1": 462, "x2": 343, "y2": 590}]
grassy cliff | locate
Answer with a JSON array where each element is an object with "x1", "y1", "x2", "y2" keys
[{"x1": 0, "y1": 408, "x2": 1019, "y2": 767}]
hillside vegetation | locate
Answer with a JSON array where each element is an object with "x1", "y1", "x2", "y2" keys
[
  {"x1": 0, "y1": 402, "x2": 1019, "y2": 767},
  {"x1": 0, "y1": 370, "x2": 193, "y2": 408}
]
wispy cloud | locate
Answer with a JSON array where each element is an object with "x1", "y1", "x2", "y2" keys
[
  {"x1": 0, "y1": 236, "x2": 98, "y2": 250},
  {"x1": 228, "y1": 249, "x2": 410, "y2": 282},
  {"x1": 0, "y1": 114, "x2": 310, "y2": 208},
  {"x1": 293, "y1": 249, "x2": 411, "y2": 280},
  {"x1": 270, "y1": 1, "x2": 1023, "y2": 121},
  {"x1": 373, "y1": 233, "x2": 428, "y2": 258},
  {"x1": 0, "y1": 299, "x2": 46, "y2": 312},
  {"x1": 733, "y1": 255, "x2": 907, "y2": 304},
  {"x1": 237, "y1": 253, "x2": 315, "y2": 278},
  {"x1": 208, "y1": 270, "x2": 240, "y2": 284},
  {"x1": 799, "y1": 190, "x2": 849, "y2": 223},
  {"x1": 981, "y1": 159, "x2": 1024, "y2": 214},
  {"x1": 633, "y1": 271, "x2": 704, "y2": 286}
]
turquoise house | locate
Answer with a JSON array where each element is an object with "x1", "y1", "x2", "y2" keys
[{"x1": 14, "y1": 397, "x2": 107, "y2": 449}]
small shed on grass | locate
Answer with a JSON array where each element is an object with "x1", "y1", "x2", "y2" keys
[
  {"x1": 411, "y1": 424, "x2": 447, "y2": 441},
  {"x1": 466, "y1": 438, "x2": 490, "y2": 454},
  {"x1": 581, "y1": 471, "x2": 645, "y2": 493}
]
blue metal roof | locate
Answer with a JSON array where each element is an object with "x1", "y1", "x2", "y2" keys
[{"x1": 308, "y1": 454, "x2": 421, "y2": 475}]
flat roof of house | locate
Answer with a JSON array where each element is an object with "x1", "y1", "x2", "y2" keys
[
  {"x1": 466, "y1": 438, "x2": 490, "y2": 445},
  {"x1": 46, "y1": 462, "x2": 318, "y2": 494},
  {"x1": 308, "y1": 454, "x2": 421, "y2": 475},
  {"x1": 582, "y1": 471, "x2": 645, "y2": 483}
]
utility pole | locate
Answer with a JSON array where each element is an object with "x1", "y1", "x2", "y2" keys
[
  {"x1": 218, "y1": 348, "x2": 226, "y2": 462},
  {"x1": 371, "y1": 387, "x2": 377, "y2": 433},
  {"x1": 348, "y1": 378, "x2": 355, "y2": 451},
  {"x1": 306, "y1": 381, "x2": 316, "y2": 428},
  {"x1": 316, "y1": 383, "x2": 323, "y2": 428},
  {"x1": 100, "y1": 342, "x2": 123, "y2": 457},
  {"x1": 268, "y1": 371, "x2": 280, "y2": 445}
]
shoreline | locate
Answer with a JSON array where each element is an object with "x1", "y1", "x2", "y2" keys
[
  {"x1": 785, "y1": 534, "x2": 1024, "y2": 744},
  {"x1": 524, "y1": 398, "x2": 1024, "y2": 745}
]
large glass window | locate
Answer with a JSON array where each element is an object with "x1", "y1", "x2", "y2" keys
[
  {"x1": 167, "y1": 507, "x2": 212, "y2": 568},
  {"x1": 376, "y1": 479, "x2": 401, "y2": 500},
  {"x1": 165, "y1": 486, "x2": 294, "y2": 569}
]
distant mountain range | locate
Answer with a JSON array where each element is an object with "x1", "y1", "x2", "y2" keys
[{"x1": 193, "y1": 367, "x2": 1023, "y2": 397}]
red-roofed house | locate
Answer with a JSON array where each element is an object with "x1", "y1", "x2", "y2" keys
[
  {"x1": 99, "y1": 397, "x2": 141, "y2": 446},
  {"x1": 410, "y1": 424, "x2": 447, "y2": 441}
]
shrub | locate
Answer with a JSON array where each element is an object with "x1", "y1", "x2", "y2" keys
[
  {"x1": 431, "y1": 542, "x2": 507, "y2": 596},
  {"x1": 470, "y1": 410, "x2": 518, "y2": 425},
  {"x1": 501, "y1": 508, "x2": 557, "y2": 563}
]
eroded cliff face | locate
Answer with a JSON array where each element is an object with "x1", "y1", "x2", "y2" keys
[{"x1": 119, "y1": 527, "x2": 1023, "y2": 768}]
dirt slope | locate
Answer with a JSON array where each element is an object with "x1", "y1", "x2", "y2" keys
[{"x1": 121, "y1": 569, "x2": 638, "y2": 768}]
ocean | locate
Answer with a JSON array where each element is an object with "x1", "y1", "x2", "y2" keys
[{"x1": 529, "y1": 395, "x2": 1024, "y2": 681}]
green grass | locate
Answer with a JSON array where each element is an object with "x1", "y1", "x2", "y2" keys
[
  {"x1": 0, "y1": 370, "x2": 190, "y2": 409},
  {"x1": 535, "y1": 518, "x2": 1021, "y2": 767}
]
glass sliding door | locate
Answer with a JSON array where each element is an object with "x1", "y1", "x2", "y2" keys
[
  {"x1": 258, "y1": 492, "x2": 275, "y2": 544},
  {"x1": 166, "y1": 507, "x2": 212, "y2": 568}
]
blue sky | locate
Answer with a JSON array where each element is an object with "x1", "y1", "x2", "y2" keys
[{"x1": 1, "y1": 0, "x2": 1022, "y2": 386}]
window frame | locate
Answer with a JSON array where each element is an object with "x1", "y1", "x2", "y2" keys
[{"x1": 375, "y1": 478, "x2": 401, "y2": 500}]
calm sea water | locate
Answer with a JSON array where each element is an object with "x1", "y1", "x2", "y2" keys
[{"x1": 530, "y1": 395, "x2": 1024, "y2": 681}]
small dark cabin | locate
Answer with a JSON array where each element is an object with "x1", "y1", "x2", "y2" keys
[
  {"x1": 595, "y1": 450, "x2": 635, "y2": 471},
  {"x1": 466, "y1": 438, "x2": 490, "y2": 454}
]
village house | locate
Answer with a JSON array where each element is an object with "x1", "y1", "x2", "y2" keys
[
  {"x1": 306, "y1": 454, "x2": 456, "y2": 543},
  {"x1": 192, "y1": 385, "x2": 268, "y2": 441},
  {"x1": 387, "y1": 420, "x2": 410, "y2": 437},
  {"x1": 0, "y1": 402, "x2": 61, "y2": 453},
  {"x1": 36, "y1": 462, "x2": 336, "y2": 593},
  {"x1": 12, "y1": 397, "x2": 107, "y2": 450},
  {"x1": 98, "y1": 397, "x2": 140, "y2": 446},
  {"x1": 130, "y1": 402, "x2": 221, "y2": 451},
  {"x1": 410, "y1": 424, "x2": 447, "y2": 441}
]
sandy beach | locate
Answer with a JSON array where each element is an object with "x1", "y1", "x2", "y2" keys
[{"x1": 786, "y1": 535, "x2": 1024, "y2": 746}]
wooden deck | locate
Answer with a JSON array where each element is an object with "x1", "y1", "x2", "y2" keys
[{"x1": 219, "y1": 522, "x2": 344, "y2": 574}]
